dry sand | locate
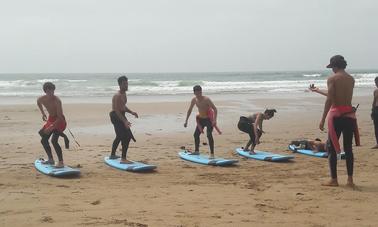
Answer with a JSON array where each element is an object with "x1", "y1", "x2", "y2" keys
[{"x1": 0, "y1": 93, "x2": 377, "y2": 227}]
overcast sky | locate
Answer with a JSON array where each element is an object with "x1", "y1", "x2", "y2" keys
[{"x1": 0, "y1": 0, "x2": 377, "y2": 73}]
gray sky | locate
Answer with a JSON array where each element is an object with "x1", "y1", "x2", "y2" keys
[{"x1": 0, "y1": 0, "x2": 377, "y2": 73}]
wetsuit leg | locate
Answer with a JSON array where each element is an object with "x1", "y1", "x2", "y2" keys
[
  {"x1": 111, "y1": 138, "x2": 121, "y2": 156},
  {"x1": 328, "y1": 118, "x2": 343, "y2": 179},
  {"x1": 56, "y1": 132, "x2": 70, "y2": 149},
  {"x1": 61, "y1": 133, "x2": 70, "y2": 149},
  {"x1": 110, "y1": 111, "x2": 132, "y2": 159},
  {"x1": 110, "y1": 111, "x2": 121, "y2": 156},
  {"x1": 120, "y1": 129, "x2": 132, "y2": 160},
  {"x1": 204, "y1": 119, "x2": 214, "y2": 153},
  {"x1": 194, "y1": 126, "x2": 201, "y2": 152},
  {"x1": 39, "y1": 129, "x2": 54, "y2": 161},
  {"x1": 238, "y1": 121, "x2": 255, "y2": 149},
  {"x1": 51, "y1": 131, "x2": 63, "y2": 162},
  {"x1": 342, "y1": 118, "x2": 354, "y2": 177},
  {"x1": 374, "y1": 107, "x2": 378, "y2": 144}
]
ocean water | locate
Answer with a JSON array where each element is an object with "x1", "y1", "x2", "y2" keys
[{"x1": 0, "y1": 70, "x2": 377, "y2": 102}]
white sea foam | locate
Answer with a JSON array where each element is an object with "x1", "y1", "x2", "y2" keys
[{"x1": 0, "y1": 71, "x2": 376, "y2": 97}]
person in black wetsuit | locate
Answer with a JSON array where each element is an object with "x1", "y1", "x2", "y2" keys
[
  {"x1": 237, "y1": 109, "x2": 276, "y2": 154},
  {"x1": 37, "y1": 82, "x2": 69, "y2": 168},
  {"x1": 184, "y1": 85, "x2": 218, "y2": 158},
  {"x1": 109, "y1": 76, "x2": 138, "y2": 164},
  {"x1": 371, "y1": 76, "x2": 378, "y2": 149}
]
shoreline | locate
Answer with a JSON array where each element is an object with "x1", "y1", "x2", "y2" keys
[{"x1": 0, "y1": 86, "x2": 374, "y2": 105}]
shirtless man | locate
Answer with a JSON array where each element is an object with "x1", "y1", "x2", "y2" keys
[
  {"x1": 184, "y1": 85, "x2": 218, "y2": 158},
  {"x1": 371, "y1": 77, "x2": 378, "y2": 149},
  {"x1": 311, "y1": 55, "x2": 358, "y2": 187},
  {"x1": 37, "y1": 82, "x2": 68, "y2": 168},
  {"x1": 109, "y1": 76, "x2": 138, "y2": 164}
]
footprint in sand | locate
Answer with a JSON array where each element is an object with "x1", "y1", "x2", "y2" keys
[
  {"x1": 41, "y1": 216, "x2": 54, "y2": 223},
  {"x1": 56, "y1": 185, "x2": 70, "y2": 188},
  {"x1": 91, "y1": 200, "x2": 101, "y2": 205}
]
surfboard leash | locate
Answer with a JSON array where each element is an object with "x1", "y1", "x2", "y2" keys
[{"x1": 68, "y1": 128, "x2": 81, "y2": 147}]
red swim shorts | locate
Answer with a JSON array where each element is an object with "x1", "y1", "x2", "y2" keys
[{"x1": 43, "y1": 116, "x2": 67, "y2": 133}]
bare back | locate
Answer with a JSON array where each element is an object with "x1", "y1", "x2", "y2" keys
[
  {"x1": 38, "y1": 95, "x2": 61, "y2": 117},
  {"x1": 248, "y1": 113, "x2": 259, "y2": 123},
  {"x1": 329, "y1": 71, "x2": 354, "y2": 106}
]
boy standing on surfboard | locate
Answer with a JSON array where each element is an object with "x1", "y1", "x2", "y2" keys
[
  {"x1": 37, "y1": 82, "x2": 69, "y2": 168},
  {"x1": 109, "y1": 76, "x2": 138, "y2": 164},
  {"x1": 184, "y1": 85, "x2": 218, "y2": 158},
  {"x1": 237, "y1": 109, "x2": 276, "y2": 155}
]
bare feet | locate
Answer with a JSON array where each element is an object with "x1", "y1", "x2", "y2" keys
[
  {"x1": 321, "y1": 179, "x2": 339, "y2": 187},
  {"x1": 41, "y1": 159, "x2": 54, "y2": 165},
  {"x1": 346, "y1": 177, "x2": 355, "y2": 188},
  {"x1": 346, "y1": 182, "x2": 356, "y2": 188},
  {"x1": 120, "y1": 159, "x2": 133, "y2": 164},
  {"x1": 209, "y1": 153, "x2": 215, "y2": 159},
  {"x1": 371, "y1": 145, "x2": 378, "y2": 149},
  {"x1": 249, "y1": 150, "x2": 256, "y2": 155},
  {"x1": 55, "y1": 161, "x2": 65, "y2": 168},
  {"x1": 109, "y1": 154, "x2": 120, "y2": 159}
]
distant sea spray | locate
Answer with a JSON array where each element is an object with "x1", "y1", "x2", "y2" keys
[{"x1": 0, "y1": 71, "x2": 376, "y2": 97}]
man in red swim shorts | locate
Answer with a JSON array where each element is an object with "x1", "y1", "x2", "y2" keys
[{"x1": 37, "y1": 82, "x2": 69, "y2": 168}]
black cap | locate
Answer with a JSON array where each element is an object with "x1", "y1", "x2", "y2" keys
[{"x1": 326, "y1": 55, "x2": 347, "y2": 69}]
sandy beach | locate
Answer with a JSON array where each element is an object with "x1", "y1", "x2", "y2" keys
[{"x1": 1, "y1": 92, "x2": 378, "y2": 227}]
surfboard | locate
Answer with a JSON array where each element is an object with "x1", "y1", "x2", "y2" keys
[
  {"x1": 104, "y1": 157, "x2": 156, "y2": 172},
  {"x1": 34, "y1": 159, "x2": 80, "y2": 177},
  {"x1": 178, "y1": 150, "x2": 238, "y2": 166},
  {"x1": 288, "y1": 144, "x2": 345, "y2": 158},
  {"x1": 235, "y1": 148, "x2": 294, "y2": 161}
]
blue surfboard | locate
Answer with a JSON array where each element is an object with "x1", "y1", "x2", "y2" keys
[
  {"x1": 178, "y1": 150, "x2": 238, "y2": 166},
  {"x1": 34, "y1": 159, "x2": 80, "y2": 177},
  {"x1": 288, "y1": 144, "x2": 345, "y2": 158},
  {"x1": 104, "y1": 157, "x2": 156, "y2": 172},
  {"x1": 235, "y1": 148, "x2": 294, "y2": 162}
]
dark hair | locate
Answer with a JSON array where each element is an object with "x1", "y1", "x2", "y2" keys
[
  {"x1": 193, "y1": 85, "x2": 202, "y2": 92},
  {"x1": 264, "y1": 108, "x2": 277, "y2": 117},
  {"x1": 118, "y1": 76, "x2": 128, "y2": 86},
  {"x1": 43, "y1": 82, "x2": 55, "y2": 92},
  {"x1": 375, "y1": 76, "x2": 378, "y2": 83}
]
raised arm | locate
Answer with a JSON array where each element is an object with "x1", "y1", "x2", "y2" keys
[
  {"x1": 184, "y1": 98, "x2": 196, "y2": 127},
  {"x1": 309, "y1": 85, "x2": 328, "y2": 96},
  {"x1": 319, "y1": 78, "x2": 334, "y2": 130}
]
